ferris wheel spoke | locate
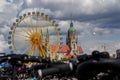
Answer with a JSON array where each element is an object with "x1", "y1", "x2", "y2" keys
[
  {"x1": 36, "y1": 15, "x2": 39, "y2": 32},
  {"x1": 16, "y1": 24, "x2": 31, "y2": 36},
  {"x1": 21, "y1": 44, "x2": 31, "y2": 54},
  {"x1": 38, "y1": 45, "x2": 46, "y2": 57},
  {"x1": 17, "y1": 42, "x2": 29, "y2": 50},
  {"x1": 14, "y1": 38, "x2": 30, "y2": 41},
  {"x1": 41, "y1": 46, "x2": 47, "y2": 57},
  {"x1": 29, "y1": 16, "x2": 35, "y2": 33},
  {"x1": 38, "y1": 20, "x2": 46, "y2": 32},
  {"x1": 38, "y1": 39, "x2": 46, "y2": 57},
  {"x1": 18, "y1": 27, "x2": 31, "y2": 36},
  {"x1": 38, "y1": 46, "x2": 43, "y2": 57},
  {"x1": 15, "y1": 32, "x2": 30, "y2": 38},
  {"x1": 37, "y1": 41, "x2": 44, "y2": 57},
  {"x1": 28, "y1": 44, "x2": 36, "y2": 56},
  {"x1": 15, "y1": 39, "x2": 30, "y2": 44},
  {"x1": 22, "y1": 19, "x2": 33, "y2": 34}
]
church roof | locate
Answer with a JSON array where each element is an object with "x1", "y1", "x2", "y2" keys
[
  {"x1": 50, "y1": 44, "x2": 83, "y2": 54},
  {"x1": 68, "y1": 21, "x2": 76, "y2": 32},
  {"x1": 59, "y1": 45, "x2": 70, "y2": 53},
  {"x1": 77, "y1": 46, "x2": 83, "y2": 53},
  {"x1": 50, "y1": 44, "x2": 59, "y2": 53}
]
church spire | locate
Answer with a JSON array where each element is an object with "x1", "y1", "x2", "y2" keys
[
  {"x1": 70, "y1": 20, "x2": 73, "y2": 27},
  {"x1": 68, "y1": 20, "x2": 76, "y2": 32},
  {"x1": 46, "y1": 28, "x2": 49, "y2": 40},
  {"x1": 66, "y1": 20, "x2": 78, "y2": 54},
  {"x1": 70, "y1": 12, "x2": 73, "y2": 27}
]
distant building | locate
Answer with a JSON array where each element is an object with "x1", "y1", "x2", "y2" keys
[
  {"x1": 116, "y1": 49, "x2": 120, "y2": 58},
  {"x1": 51, "y1": 21, "x2": 83, "y2": 60}
]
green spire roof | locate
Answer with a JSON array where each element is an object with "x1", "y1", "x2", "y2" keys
[
  {"x1": 68, "y1": 21, "x2": 76, "y2": 32},
  {"x1": 46, "y1": 28, "x2": 49, "y2": 39}
]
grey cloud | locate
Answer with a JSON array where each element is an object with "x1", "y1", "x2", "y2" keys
[
  {"x1": 0, "y1": 34, "x2": 9, "y2": 52},
  {"x1": 0, "y1": 0, "x2": 120, "y2": 54},
  {"x1": 19, "y1": 0, "x2": 120, "y2": 29}
]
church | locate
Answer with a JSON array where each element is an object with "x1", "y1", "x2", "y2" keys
[{"x1": 51, "y1": 21, "x2": 83, "y2": 60}]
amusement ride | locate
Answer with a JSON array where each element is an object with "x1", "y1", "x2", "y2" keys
[{"x1": 8, "y1": 12, "x2": 61, "y2": 59}]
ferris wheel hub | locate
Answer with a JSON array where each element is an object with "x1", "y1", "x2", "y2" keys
[{"x1": 30, "y1": 32, "x2": 42, "y2": 45}]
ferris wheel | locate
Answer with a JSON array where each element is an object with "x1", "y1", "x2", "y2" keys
[{"x1": 8, "y1": 12, "x2": 61, "y2": 58}]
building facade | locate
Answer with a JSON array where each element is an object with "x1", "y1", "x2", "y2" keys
[
  {"x1": 66, "y1": 21, "x2": 79, "y2": 55},
  {"x1": 51, "y1": 21, "x2": 83, "y2": 60}
]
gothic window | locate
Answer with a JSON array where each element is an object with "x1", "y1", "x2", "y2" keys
[{"x1": 74, "y1": 44, "x2": 75, "y2": 49}]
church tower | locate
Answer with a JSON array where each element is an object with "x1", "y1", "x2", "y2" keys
[
  {"x1": 45, "y1": 28, "x2": 50, "y2": 57},
  {"x1": 66, "y1": 21, "x2": 79, "y2": 55}
]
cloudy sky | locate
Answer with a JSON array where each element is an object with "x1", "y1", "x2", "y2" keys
[{"x1": 0, "y1": 0, "x2": 120, "y2": 54}]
